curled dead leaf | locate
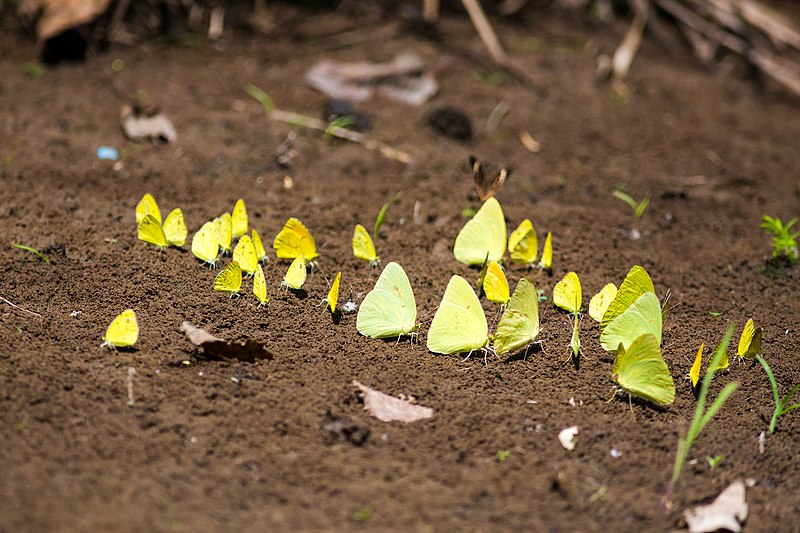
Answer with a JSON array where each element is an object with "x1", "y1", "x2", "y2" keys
[
  {"x1": 180, "y1": 321, "x2": 273, "y2": 363},
  {"x1": 121, "y1": 104, "x2": 177, "y2": 145},
  {"x1": 683, "y1": 480, "x2": 748, "y2": 533},
  {"x1": 353, "y1": 380, "x2": 433, "y2": 423}
]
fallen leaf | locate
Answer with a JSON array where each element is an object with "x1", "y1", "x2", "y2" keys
[
  {"x1": 558, "y1": 425, "x2": 579, "y2": 451},
  {"x1": 306, "y1": 54, "x2": 438, "y2": 106},
  {"x1": 353, "y1": 380, "x2": 433, "y2": 423},
  {"x1": 121, "y1": 104, "x2": 177, "y2": 145},
  {"x1": 180, "y1": 321, "x2": 273, "y2": 363},
  {"x1": 684, "y1": 480, "x2": 748, "y2": 533}
]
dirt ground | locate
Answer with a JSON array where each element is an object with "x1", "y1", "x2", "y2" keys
[{"x1": 1, "y1": 3, "x2": 799, "y2": 532}]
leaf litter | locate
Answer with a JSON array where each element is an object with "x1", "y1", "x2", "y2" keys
[{"x1": 353, "y1": 380, "x2": 433, "y2": 423}]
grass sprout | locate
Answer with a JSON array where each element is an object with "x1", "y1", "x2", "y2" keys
[
  {"x1": 374, "y1": 191, "x2": 402, "y2": 242},
  {"x1": 756, "y1": 355, "x2": 800, "y2": 434},
  {"x1": 761, "y1": 215, "x2": 799, "y2": 264},
  {"x1": 12, "y1": 243, "x2": 51, "y2": 264},
  {"x1": 612, "y1": 189, "x2": 650, "y2": 218},
  {"x1": 667, "y1": 326, "x2": 738, "y2": 504},
  {"x1": 706, "y1": 455, "x2": 723, "y2": 469}
]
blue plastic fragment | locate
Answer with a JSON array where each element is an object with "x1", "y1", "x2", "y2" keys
[{"x1": 97, "y1": 146, "x2": 119, "y2": 160}]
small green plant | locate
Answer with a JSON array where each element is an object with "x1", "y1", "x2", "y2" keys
[
  {"x1": 374, "y1": 191, "x2": 402, "y2": 242},
  {"x1": 12, "y1": 243, "x2": 51, "y2": 264},
  {"x1": 496, "y1": 450, "x2": 510, "y2": 461},
  {"x1": 666, "y1": 326, "x2": 738, "y2": 504},
  {"x1": 352, "y1": 505, "x2": 374, "y2": 522},
  {"x1": 612, "y1": 189, "x2": 650, "y2": 218},
  {"x1": 462, "y1": 207, "x2": 477, "y2": 218},
  {"x1": 756, "y1": 355, "x2": 800, "y2": 434},
  {"x1": 706, "y1": 455, "x2": 723, "y2": 469},
  {"x1": 709, "y1": 311, "x2": 724, "y2": 317},
  {"x1": 324, "y1": 115, "x2": 355, "y2": 139},
  {"x1": 761, "y1": 215, "x2": 799, "y2": 264}
]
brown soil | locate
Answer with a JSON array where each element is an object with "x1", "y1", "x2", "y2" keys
[{"x1": 2, "y1": 5, "x2": 799, "y2": 532}]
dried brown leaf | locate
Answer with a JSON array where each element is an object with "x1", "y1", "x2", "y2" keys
[
  {"x1": 180, "y1": 321, "x2": 273, "y2": 363},
  {"x1": 353, "y1": 380, "x2": 433, "y2": 423},
  {"x1": 683, "y1": 480, "x2": 748, "y2": 533}
]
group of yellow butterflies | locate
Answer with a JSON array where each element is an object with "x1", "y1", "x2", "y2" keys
[{"x1": 102, "y1": 195, "x2": 763, "y2": 408}]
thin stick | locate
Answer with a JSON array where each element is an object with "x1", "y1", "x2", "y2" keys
[
  {"x1": 126, "y1": 367, "x2": 137, "y2": 406},
  {"x1": 612, "y1": 0, "x2": 650, "y2": 81},
  {"x1": 0, "y1": 296, "x2": 42, "y2": 318},
  {"x1": 461, "y1": 0, "x2": 510, "y2": 66}
]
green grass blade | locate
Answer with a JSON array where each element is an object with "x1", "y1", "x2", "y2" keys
[
  {"x1": 612, "y1": 190, "x2": 637, "y2": 210},
  {"x1": 698, "y1": 382, "x2": 738, "y2": 432},
  {"x1": 11, "y1": 243, "x2": 51, "y2": 264},
  {"x1": 634, "y1": 196, "x2": 650, "y2": 218},
  {"x1": 756, "y1": 355, "x2": 781, "y2": 406},
  {"x1": 245, "y1": 83, "x2": 274, "y2": 113},
  {"x1": 373, "y1": 191, "x2": 402, "y2": 242}
]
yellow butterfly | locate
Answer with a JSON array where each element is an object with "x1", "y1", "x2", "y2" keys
[
  {"x1": 214, "y1": 261, "x2": 242, "y2": 295},
  {"x1": 273, "y1": 218, "x2": 318, "y2": 261},
  {"x1": 327, "y1": 271, "x2": 342, "y2": 313},
  {"x1": 508, "y1": 219, "x2": 538, "y2": 265},
  {"x1": 708, "y1": 337, "x2": 730, "y2": 372},
  {"x1": 357, "y1": 262, "x2": 418, "y2": 339},
  {"x1": 353, "y1": 224, "x2": 380, "y2": 266},
  {"x1": 453, "y1": 197, "x2": 506, "y2": 265},
  {"x1": 538, "y1": 232, "x2": 552, "y2": 270},
  {"x1": 232, "y1": 235, "x2": 258, "y2": 275},
  {"x1": 253, "y1": 264, "x2": 269, "y2": 306},
  {"x1": 736, "y1": 319, "x2": 762, "y2": 359},
  {"x1": 613, "y1": 333, "x2": 675, "y2": 406},
  {"x1": 600, "y1": 265, "x2": 654, "y2": 331},
  {"x1": 493, "y1": 277, "x2": 540, "y2": 356},
  {"x1": 282, "y1": 255, "x2": 307, "y2": 290},
  {"x1": 215, "y1": 213, "x2": 233, "y2": 254},
  {"x1": 251, "y1": 229, "x2": 268, "y2": 263},
  {"x1": 554, "y1": 272, "x2": 582, "y2": 315},
  {"x1": 191, "y1": 221, "x2": 219, "y2": 267},
  {"x1": 554, "y1": 271, "x2": 582, "y2": 358},
  {"x1": 427, "y1": 275, "x2": 488, "y2": 355},
  {"x1": 589, "y1": 283, "x2": 618, "y2": 322},
  {"x1": 101, "y1": 309, "x2": 138, "y2": 349},
  {"x1": 690, "y1": 343, "x2": 703, "y2": 388},
  {"x1": 135, "y1": 193, "x2": 161, "y2": 224},
  {"x1": 138, "y1": 208, "x2": 187, "y2": 249},
  {"x1": 482, "y1": 261, "x2": 510, "y2": 305},
  {"x1": 231, "y1": 199, "x2": 248, "y2": 240}
]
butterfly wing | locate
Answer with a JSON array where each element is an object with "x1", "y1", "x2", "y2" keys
[
  {"x1": 253, "y1": 264, "x2": 269, "y2": 305},
  {"x1": 137, "y1": 214, "x2": 167, "y2": 249},
  {"x1": 231, "y1": 199, "x2": 248, "y2": 240},
  {"x1": 163, "y1": 208, "x2": 187, "y2": 247},
  {"x1": 328, "y1": 271, "x2": 342, "y2": 313},
  {"x1": 191, "y1": 221, "x2": 219, "y2": 266},
  {"x1": 282, "y1": 255, "x2": 307, "y2": 289},
  {"x1": 453, "y1": 197, "x2": 506, "y2": 265},
  {"x1": 553, "y1": 272, "x2": 582, "y2": 314},
  {"x1": 215, "y1": 213, "x2": 233, "y2": 253},
  {"x1": 690, "y1": 343, "x2": 704, "y2": 388},
  {"x1": 357, "y1": 262, "x2": 417, "y2": 338},
  {"x1": 214, "y1": 261, "x2": 242, "y2": 293},
  {"x1": 353, "y1": 224, "x2": 379, "y2": 264},
  {"x1": 600, "y1": 291, "x2": 662, "y2": 352},
  {"x1": 737, "y1": 319, "x2": 762, "y2": 359},
  {"x1": 589, "y1": 283, "x2": 618, "y2": 322},
  {"x1": 538, "y1": 232, "x2": 552, "y2": 269},
  {"x1": 427, "y1": 275, "x2": 489, "y2": 354},
  {"x1": 232, "y1": 235, "x2": 258, "y2": 274},
  {"x1": 251, "y1": 229, "x2": 268, "y2": 263},
  {"x1": 613, "y1": 333, "x2": 675, "y2": 405},
  {"x1": 103, "y1": 309, "x2": 139, "y2": 348},
  {"x1": 483, "y1": 261, "x2": 510, "y2": 305},
  {"x1": 135, "y1": 193, "x2": 161, "y2": 224},
  {"x1": 508, "y1": 219, "x2": 538, "y2": 264},
  {"x1": 493, "y1": 278, "x2": 540, "y2": 355},
  {"x1": 273, "y1": 218, "x2": 318, "y2": 261},
  {"x1": 600, "y1": 265, "x2": 655, "y2": 330}
]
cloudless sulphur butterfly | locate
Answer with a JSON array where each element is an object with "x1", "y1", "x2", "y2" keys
[
  {"x1": 600, "y1": 291, "x2": 662, "y2": 352},
  {"x1": 483, "y1": 261, "x2": 510, "y2": 305},
  {"x1": 453, "y1": 197, "x2": 506, "y2": 265},
  {"x1": 589, "y1": 283, "x2": 618, "y2": 322},
  {"x1": 231, "y1": 199, "x2": 248, "y2": 240},
  {"x1": 356, "y1": 262, "x2": 417, "y2": 338},
  {"x1": 612, "y1": 333, "x2": 675, "y2": 406},
  {"x1": 101, "y1": 309, "x2": 139, "y2": 349},
  {"x1": 214, "y1": 261, "x2": 242, "y2": 295},
  {"x1": 736, "y1": 318, "x2": 762, "y2": 359},
  {"x1": 427, "y1": 275, "x2": 489, "y2": 355},
  {"x1": 253, "y1": 264, "x2": 269, "y2": 306},
  {"x1": 508, "y1": 219, "x2": 538, "y2": 265},
  {"x1": 493, "y1": 277, "x2": 540, "y2": 356},
  {"x1": 135, "y1": 193, "x2": 161, "y2": 224},
  {"x1": 282, "y1": 255, "x2": 307, "y2": 290},
  {"x1": 191, "y1": 221, "x2": 219, "y2": 267},
  {"x1": 273, "y1": 217, "x2": 318, "y2": 261},
  {"x1": 233, "y1": 235, "x2": 258, "y2": 275},
  {"x1": 353, "y1": 224, "x2": 380, "y2": 266}
]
